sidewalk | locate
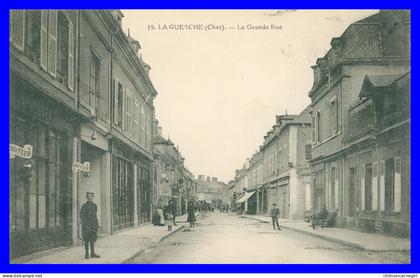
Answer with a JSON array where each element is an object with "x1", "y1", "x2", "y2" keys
[
  {"x1": 13, "y1": 213, "x2": 199, "y2": 264},
  {"x1": 241, "y1": 214, "x2": 410, "y2": 252}
]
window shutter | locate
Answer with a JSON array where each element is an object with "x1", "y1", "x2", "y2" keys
[
  {"x1": 122, "y1": 88, "x2": 126, "y2": 131},
  {"x1": 326, "y1": 168, "x2": 330, "y2": 209},
  {"x1": 334, "y1": 170, "x2": 339, "y2": 209},
  {"x1": 329, "y1": 103, "x2": 332, "y2": 136},
  {"x1": 67, "y1": 20, "x2": 74, "y2": 91},
  {"x1": 305, "y1": 184, "x2": 311, "y2": 211},
  {"x1": 47, "y1": 10, "x2": 57, "y2": 78},
  {"x1": 11, "y1": 10, "x2": 25, "y2": 51},
  {"x1": 335, "y1": 100, "x2": 339, "y2": 133},
  {"x1": 134, "y1": 99, "x2": 139, "y2": 142},
  {"x1": 113, "y1": 79, "x2": 119, "y2": 125},
  {"x1": 379, "y1": 161, "x2": 385, "y2": 212},
  {"x1": 361, "y1": 165, "x2": 365, "y2": 211},
  {"x1": 40, "y1": 11, "x2": 48, "y2": 71},
  {"x1": 311, "y1": 115, "x2": 316, "y2": 143},
  {"x1": 372, "y1": 162, "x2": 378, "y2": 211},
  {"x1": 141, "y1": 106, "x2": 145, "y2": 147},
  {"x1": 394, "y1": 157, "x2": 401, "y2": 212}
]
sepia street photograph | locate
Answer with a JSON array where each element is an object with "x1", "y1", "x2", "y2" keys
[{"x1": 9, "y1": 9, "x2": 410, "y2": 265}]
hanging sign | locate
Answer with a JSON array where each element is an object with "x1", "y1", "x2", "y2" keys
[
  {"x1": 72, "y1": 162, "x2": 91, "y2": 173},
  {"x1": 10, "y1": 144, "x2": 33, "y2": 159}
]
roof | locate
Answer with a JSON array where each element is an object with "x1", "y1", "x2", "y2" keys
[
  {"x1": 153, "y1": 135, "x2": 172, "y2": 145},
  {"x1": 359, "y1": 73, "x2": 408, "y2": 97}
]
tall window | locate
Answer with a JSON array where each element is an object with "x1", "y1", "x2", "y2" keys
[
  {"x1": 24, "y1": 10, "x2": 41, "y2": 64},
  {"x1": 10, "y1": 10, "x2": 74, "y2": 90},
  {"x1": 329, "y1": 98, "x2": 338, "y2": 135},
  {"x1": 311, "y1": 112, "x2": 316, "y2": 143},
  {"x1": 56, "y1": 13, "x2": 69, "y2": 84},
  {"x1": 118, "y1": 83, "x2": 123, "y2": 126},
  {"x1": 316, "y1": 111, "x2": 322, "y2": 142},
  {"x1": 89, "y1": 53, "x2": 100, "y2": 116}
]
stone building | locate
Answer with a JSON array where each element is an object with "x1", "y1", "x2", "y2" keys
[
  {"x1": 342, "y1": 72, "x2": 410, "y2": 237},
  {"x1": 9, "y1": 10, "x2": 157, "y2": 259},
  {"x1": 308, "y1": 10, "x2": 410, "y2": 231},
  {"x1": 259, "y1": 108, "x2": 312, "y2": 219}
]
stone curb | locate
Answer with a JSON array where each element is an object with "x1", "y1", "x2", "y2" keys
[
  {"x1": 122, "y1": 224, "x2": 185, "y2": 264},
  {"x1": 241, "y1": 215, "x2": 369, "y2": 251}
]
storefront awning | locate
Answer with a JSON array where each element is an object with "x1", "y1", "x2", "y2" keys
[{"x1": 236, "y1": 191, "x2": 256, "y2": 203}]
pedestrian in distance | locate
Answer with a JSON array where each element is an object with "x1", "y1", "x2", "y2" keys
[
  {"x1": 164, "y1": 206, "x2": 173, "y2": 231},
  {"x1": 187, "y1": 201, "x2": 196, "y2": 228},
  {"x1": 80, "y1": 192, "x2": 101, "y2": 259},
  {"x1": 169, "y1": 198, "x2": 177, "y2": 226},
  {"x1": 270, "y1": 203, "x2": 281, "y2": 231}
]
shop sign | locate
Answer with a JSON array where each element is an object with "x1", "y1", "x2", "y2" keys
[
  {"x1": 72, "y1": 162, "x2": 91, "y2": 173},
  {"x1": 10, "y1": 144, "x2": 33, "y2": 159}
]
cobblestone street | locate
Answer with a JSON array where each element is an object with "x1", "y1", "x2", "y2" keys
[{"x1": 130, "y1": 212, "x2": 409, "y2": 264}]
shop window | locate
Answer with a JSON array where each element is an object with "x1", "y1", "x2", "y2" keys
[
  {"x1": 385, "y1": 158, "x2": 395, "y2": 211},
  {"x1": 330, "y1": 167, "x2": 336, "y2": 209},
  {"x1": 89, "y1": 53, "x2": 100, "y2": 116},
  {"x1": 10, "y1": 120, "x2": 68, "y2": 233}
]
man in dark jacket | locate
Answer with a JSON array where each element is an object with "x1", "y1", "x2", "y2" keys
[
  {"x1": 270, "y1": 203, "x2": 281, "y2": 230},
  {"x1": 80, "y1": 192, "x2": 100, "y2": 259}
]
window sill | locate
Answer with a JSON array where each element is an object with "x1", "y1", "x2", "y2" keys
[{"x1": 313, "y1": 131, "x2": 341, "y2": 148}]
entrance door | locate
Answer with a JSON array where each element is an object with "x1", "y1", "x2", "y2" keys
[
  {"x1": 112, "y1": 157, "x2": 134, "y2": 231},
  {"x1": 349, "y1": 168, "x2": 356, "y2": 217}
]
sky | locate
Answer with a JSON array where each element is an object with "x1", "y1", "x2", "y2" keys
[{"x1": 121, "y1": 9, "x2": 378, "y2": 183}]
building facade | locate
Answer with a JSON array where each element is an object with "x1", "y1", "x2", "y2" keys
[
  {"x1": 341, "y1": 72, "x2": 410, "y2": 237},
  {"x1": 10, "y1": 10, "x2": 157, "y2": 259},
  {"x1": 259, "y1": 109, "x2": 312, "y2": 219},
  {"x1": 308, "y1": 10, "x2": 410, "y2": 233}
]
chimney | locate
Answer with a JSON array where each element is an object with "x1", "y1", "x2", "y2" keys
[
  {"x1": 212, "y1": 177, "x2": 218, "y2": 182},
  {"x1": 153, "y1": 120, "x2": 159, "y2": 136},
  {"x1": 127, "y1": 30, "x2": 141, "y2": 57},
  {"x1": 311, "y1": 65, "x2": 321, "y2": 85},
  {"x1": 206, "y1": 176, "x2": 211, "y2": 182},
  {"x1": 198, "y1": 175, "x2": 205, "y2": 181}
]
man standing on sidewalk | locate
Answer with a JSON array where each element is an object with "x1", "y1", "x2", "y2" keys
[
  {"x1": 80, "y1": 192, "x2": 101, "y2": 259},
  {"x1": 270, "y1": 203, "x2": 281, "y2": 231}
]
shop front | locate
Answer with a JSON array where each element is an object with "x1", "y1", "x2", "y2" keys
[
  {"x1": 10, "y1": 79, "x2": 76, "y2": 258},
  {"x1": 111, "y1": 140, "x2": 134, "y2": 232}
]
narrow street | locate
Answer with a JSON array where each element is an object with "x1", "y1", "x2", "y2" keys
[{"x1": 130, "y1": 212, "x2": 409, "y2": 264}]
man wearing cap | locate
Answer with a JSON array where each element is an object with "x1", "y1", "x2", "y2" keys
[
  {"x1": 80, "y1": 192, "x2": 100, "y2": 259},
  {"x1": 270, "y1": 203, "x2": 281, "y2": 231}
]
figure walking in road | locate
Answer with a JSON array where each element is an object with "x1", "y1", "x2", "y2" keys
[
  {"x1": 169, "y1": 198, "x2": 177, "y2": 226},
  {"x1": 270, "y1": 203, "x2": 281, "y2": 231},
  {"x1": 187, "y1": 201, "x2": 196, "y2": 228},
  {"x1": 80, "y1": 192, "x2": 101, "y2": 259}
]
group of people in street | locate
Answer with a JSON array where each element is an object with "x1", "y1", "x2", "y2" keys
[
  {"x1": 152, "y1": 198, "x2": 198, "y2": 230},
  {"x1": 79, "y1": 192, "x2": 198, "y2": 259},
  {"x1": 270, "y1": 203, "x2": 338, "y2": 231}
]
